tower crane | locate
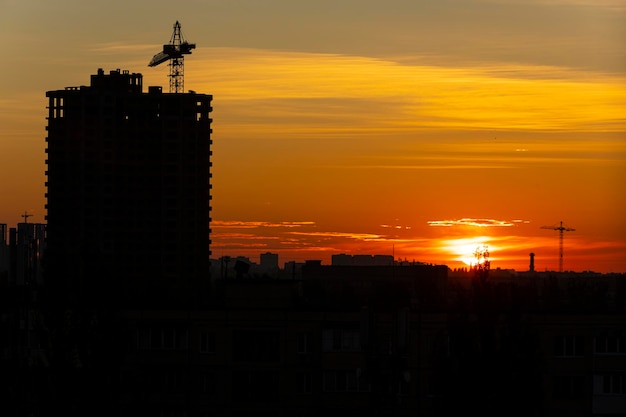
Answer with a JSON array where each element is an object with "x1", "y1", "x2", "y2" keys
[
  {"x1": 541, "y1": 220, "x2": 575, "y2": 273},
  {"x1": 148, "y1": 21, "x2": 195, "y2": 93}
]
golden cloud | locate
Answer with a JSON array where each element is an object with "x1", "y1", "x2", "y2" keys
[{"x1": 427, "y1": 218, "x2": 519, "y2": 227}]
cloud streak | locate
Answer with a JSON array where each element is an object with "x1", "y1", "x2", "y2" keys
[
  {"x1": 287, "y1": 231, "x2": 388, "y2": 242},
  {"x1": 212, "y1": 220, "x2": 316, "y2": 229},
  {"x1": 189, "y1": 48, "x2": 626, "y2": 136},
  {"x1": 427, "y1": 218, "x2": 520, "y2": 227}
]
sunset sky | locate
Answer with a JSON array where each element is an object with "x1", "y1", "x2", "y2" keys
[{"x1": 1, "y1": 0, "x2": 625, "y2": 272}]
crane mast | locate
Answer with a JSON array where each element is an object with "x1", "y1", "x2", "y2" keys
[
  {"x1": 148, "y1": 21, "x2": 196, "y2": 93},
  {"x1": 541, "y1": 220, "x2": 575, "y2": 273}
]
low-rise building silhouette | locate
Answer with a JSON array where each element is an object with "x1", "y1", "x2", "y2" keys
[{"x1": 332, "y1": 253, "x2": 395, "y2": 266}]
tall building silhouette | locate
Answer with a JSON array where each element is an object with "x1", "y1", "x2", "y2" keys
[{"x1": 45, "y1": 69, "x2": 212, "y2": 308}]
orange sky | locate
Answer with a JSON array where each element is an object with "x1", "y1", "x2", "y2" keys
[{"x1": 1, "y1": 1, "x2": 625, "y2": 272}]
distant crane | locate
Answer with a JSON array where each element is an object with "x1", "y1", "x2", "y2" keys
[
  {"x1": 541, "y1": 220, "x2": 575, "y2": 273},
  {"x1": 148, "y1": 21, "x2": 196, "y2": 93}
]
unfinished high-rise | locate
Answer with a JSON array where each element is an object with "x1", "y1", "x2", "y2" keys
[{"x1": 45, "y1": 69, "x2": 212, "y2": 307}]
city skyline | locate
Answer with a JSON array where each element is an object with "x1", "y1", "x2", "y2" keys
[{"x1": 1, "y1": 0, "x2": 625, "y2": 273}]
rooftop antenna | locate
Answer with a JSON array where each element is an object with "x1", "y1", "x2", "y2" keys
[
  {"x1": 21, "y1": 211, "x2": 32, "y2": 224},
  {"x1": 148, "y1": 21, "x2": 196, "y2": 93},
  {"x1": 541, "y1": 220, "x2": 575, "y2": 273}
]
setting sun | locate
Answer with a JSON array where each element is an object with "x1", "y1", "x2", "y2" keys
[{"x1": 440, "y1": 237, "x2": 493, "y2": 267}]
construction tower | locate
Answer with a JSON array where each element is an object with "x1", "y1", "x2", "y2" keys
[
  {"x1": 541, "y1": 221, "x2": 576, "y2": 273},
  {"x1": 148, "y1": 21, "x2": 196, "y2": 93}
]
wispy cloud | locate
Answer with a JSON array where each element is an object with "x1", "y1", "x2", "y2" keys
[
  {"x1": 427, "y1": 218, "x2": 520, "y2": 227},
  {"x1": 191, "y1": 48, "x2": 626, "y2": 135},
  {"x1": 211, "y1": 241, "x2": 270, "y2": 250},
  {"x1": 287, "y1": 231, "x2": 388, "y2": 242},
  {"x1": 380, "y1": 224, "x2": 412, "y2": 230},
  {"x1": 89, "y1": 42, "x2": 157, "y2": 54},
  {"x1": 212, "y1": 220, "x2": 316, "y2": 229},
  {"x1": 211, "y1": 233, "x2": 282, "y2": 241},
  {"x1": 351, "y1": 164, "x2": 513, "y2": 170}
]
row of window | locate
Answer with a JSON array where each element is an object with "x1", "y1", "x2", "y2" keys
[
  {"x1": 322, "y1": 329, "x2": 361, "y2": 352},
  {"x1": 554, "y1": 335, "x2": 585, "y2": 357},
  {"x1": 595, "y1": 335, "x2": 626, "y2": 355},
  {"x1": 136, "y1": 327, "x2": 189, "y2": 350},
  {"x1": 555, "y1": 335, "x2": 626, "y2": 357},
  {"x1": 128, "y1": 368, "x2": 626, "y2": 407},
  {"x1": 145, "y1": 369, "x2": 406, "y2": 398},
  {"x1": 554, "y1": 374, "x2": 626, "y2": 398},
  {"x1": 139, "y1": 330, "x2": 626, "y2": 359},
  {"x1": 598, "y1": 374, "x2": 626, "y2": 395},
  {"x1": 322, "y1": 370, "x2": 372, "y2": 393}
]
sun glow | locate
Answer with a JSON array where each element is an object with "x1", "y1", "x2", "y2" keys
[{"x1": 441, "y1": 237, "x2": 493, "y2": 267}]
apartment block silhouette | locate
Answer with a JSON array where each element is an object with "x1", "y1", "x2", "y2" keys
[{"x1": 44, "y1": 69, "x2": 213, "y2": 308}]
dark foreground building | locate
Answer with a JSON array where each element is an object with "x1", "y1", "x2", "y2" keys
[
  {"x1": 122, "y1": 268, "x2": 625, "y2": 417},
  {"x1": 9, "y1": 258, "x2": 625, "y2": 416},
  {"x1": 44, "y1": 69, "x2": 213, "y2": 308},
  {"x1": 16, "y1": 68, "x2": 213, "y2": 416}
]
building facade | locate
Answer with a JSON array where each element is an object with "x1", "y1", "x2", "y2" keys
[
  {"x1": 44, "y1": 69, "x2": 213, "y2": 308},
  {"x1": 122, "y1": 268, "x2": 626, "y2": 417}
]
